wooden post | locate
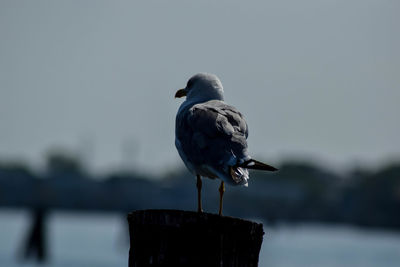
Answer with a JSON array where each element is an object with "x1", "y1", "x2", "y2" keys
[{"x1": 127, "y1": 209, "x2": 264, "y2": 267}]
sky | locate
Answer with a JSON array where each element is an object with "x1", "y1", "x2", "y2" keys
[{"x1": 0, "y1": 0, "x2": 399, "y2": 175}]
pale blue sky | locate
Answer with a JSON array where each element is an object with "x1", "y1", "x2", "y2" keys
[{"x1": 1, "y1": 0, "x2": 399, "y2": 174}]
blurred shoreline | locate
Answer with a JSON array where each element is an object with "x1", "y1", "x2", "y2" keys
[{"x1": 1, "y1": 153, "x2": 399, "y2": 231}]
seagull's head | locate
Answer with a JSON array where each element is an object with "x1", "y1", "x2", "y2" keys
[{"x1": 175, "y1": 73, "x2": 224, "y2": 102}]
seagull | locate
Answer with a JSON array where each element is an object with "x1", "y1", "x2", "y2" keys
[{"x1": 175, "y1": 73, "x2": 277, "y2": 216}]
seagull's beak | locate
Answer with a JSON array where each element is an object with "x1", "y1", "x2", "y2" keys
[{"x1": 175, "y1": 88, "x2": 187, "y2": 98}]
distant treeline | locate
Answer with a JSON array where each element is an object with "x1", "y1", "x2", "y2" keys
[{"x1": 0, "y1": 152, "x2": 399, "y2": 230}]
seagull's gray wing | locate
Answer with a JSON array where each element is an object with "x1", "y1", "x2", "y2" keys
[{"x1": 175, "y1": 100, "x2": 250, "y2": 176}]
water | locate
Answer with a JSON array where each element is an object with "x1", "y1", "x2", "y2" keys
[
  {"x1": 1, "y1": 210, "x2": 399, "y2": 267},
  {"x1": 262, "y1": 224, "x2": 400, "y2": 267}
]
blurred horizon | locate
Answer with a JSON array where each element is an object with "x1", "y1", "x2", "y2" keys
[
  {"x1": 1, "y1": 145, "x2": 400, "y2": 179},
  {"x1": 1, "y1": 0, "x2": 399, "y2": 176}
]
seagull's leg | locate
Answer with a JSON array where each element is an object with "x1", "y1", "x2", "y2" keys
[
  {"x1": 218, "y1": 181, "x2": 225, "y2": 216},
  {"x1": 196, "y1": 175, "x2": 203, "y2": 213}
]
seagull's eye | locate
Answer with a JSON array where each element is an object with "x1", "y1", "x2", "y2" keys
[{"x1": 186, "y1": 79, "x2": 194, "y2": 89}]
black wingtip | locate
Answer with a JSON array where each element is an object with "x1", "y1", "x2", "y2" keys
[{"x1": 239, "y1": 159, "x2": 278, "y2": 172}]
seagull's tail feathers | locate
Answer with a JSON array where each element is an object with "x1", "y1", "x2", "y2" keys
[
  {"x1": 207, "y1": 159, "x2": 277, "y2": 187},
  {"x1": 238, "y1": 159, "x2": 278, "y2": 172}
]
